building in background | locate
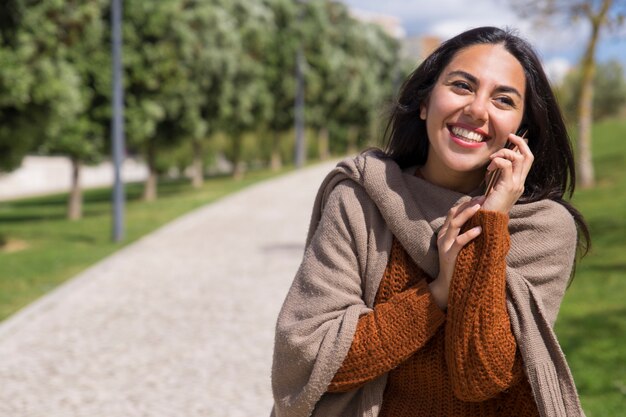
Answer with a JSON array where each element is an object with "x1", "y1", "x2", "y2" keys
[
  {"x1": 348, "y1": 8, "x2": 405, "y2": 39},
  {"x1": 400, "y1": 34, "x2": 442, "y2": 64},
  {"x1": 347, "y1": 7, "x2": 441, "y2": 65}
]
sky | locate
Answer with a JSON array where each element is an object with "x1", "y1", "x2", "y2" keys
[{"x1": 339, "y1": 0, "x2": 626, "y2": 82}]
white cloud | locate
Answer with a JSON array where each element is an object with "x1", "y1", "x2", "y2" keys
[
  {"x1": 543, "y1": 57, "x2": 572, "y2": 85},
  {"x1": 339, "y1": 0, "x2": 593, "y2": 64}
]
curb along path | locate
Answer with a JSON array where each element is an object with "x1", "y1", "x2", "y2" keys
[{"x1": 0, "y1": 161, "x2": 339, "y2": 417}]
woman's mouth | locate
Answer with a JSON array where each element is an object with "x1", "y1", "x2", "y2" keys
[{"x1": 449, "y1": 125, "x2": 489, "y2": 143}]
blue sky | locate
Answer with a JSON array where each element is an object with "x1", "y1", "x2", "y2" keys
[{"x1": 339, "y1": 0, "x2": 626, "y2": 80}]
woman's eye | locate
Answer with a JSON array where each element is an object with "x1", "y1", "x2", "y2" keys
[
  {"x1": 495, "y1": 96, "x2": 516, "y2": 107},
  {"x1": 451, "y1": 81, "x2": 472, "y2": 91}
]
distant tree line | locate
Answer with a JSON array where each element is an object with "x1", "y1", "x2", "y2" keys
[
  {"x1": 2, "y1": 0, "x2": 624, "y2": 220},
  {"x1": 0, "y1": 0, "x2": 403, "y2": 218}
]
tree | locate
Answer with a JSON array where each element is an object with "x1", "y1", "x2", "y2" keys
[
  {"x1": 0, "y1": 0, "x2": 108, "y2": 221},
  {"x1": 332, "y1": 19, "x2": 399, "y2": 152},
  {"x1": 0, "y1": 0, "x2": 84, "y2": 175},
  {"x1": 176, "y1": 0, "x2": 240, "y2": 187},
  {"x1": 303, "y1": 1, "x2": 399, "y2": 157},
  {"x1": 557, "y1": 59, "x2": 626, "y2": 122},
  {"x1": 263, "y1": 0, "x2": 298, "y2": 170},
  {"x1": 509, "y1": 0, "x2": 626, "y2": 188},
  {"x1": 123, "y1": 0, "x2": 198, "y2": 200},
  {"x1": 35, "y1": 0, "x2": 110, "y2": 220},
  {"x1": 0, "y1": 0, "x2": 33, "y2": 172},
  {"x1": 219, "y1": 0, "x2": 273, "y2": 179}
]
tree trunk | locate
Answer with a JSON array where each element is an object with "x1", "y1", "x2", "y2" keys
[
  {"x1": 143, "y1": 143, "x2": 158, "y2": 201},
  {"x1": 144, "y1": 169, "x2": 158, "y2": 201},
  {"x1": 67, "y1": 157, "x2": 82, "y2": 220},
  {"x1": 232, "y1": 134, "x2": 245, "y2": 180},
  {"x1": 191, "y1": 139, "x2": 203, "y2": 188},
  {"x1": 578, "y1": 63, "x2": 595, "y2": 189},
  {"x1": 318, "y1": 127, "x2": 330, "y2": 160},
  {"x1": 270, "y1": 132, "x2": 282, "y2": 171},
  {"x1": 577, "y1": 0, "x2": 612, "y2": 189}
]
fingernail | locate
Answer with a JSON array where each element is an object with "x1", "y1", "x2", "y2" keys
[{"x1": 474, "y1": 226, "x2": 482, "y2": 233}]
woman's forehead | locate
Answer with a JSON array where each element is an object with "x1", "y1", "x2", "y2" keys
[{"x1": 442, "y1": 44, "x2": 526, "y2": 95}]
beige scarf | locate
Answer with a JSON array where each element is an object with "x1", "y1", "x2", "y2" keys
[{"x1": 271, "y1": 151, "x2": 584, "y2": 417}]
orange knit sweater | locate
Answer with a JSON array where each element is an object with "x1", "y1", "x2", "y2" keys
[{"x1": 327, "y1": 211, "x2": 540, "y2": 416}]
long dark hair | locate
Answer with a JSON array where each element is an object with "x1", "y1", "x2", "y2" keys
[{"x1": 384, "y1": 26, "x2": 590, "y2": 257}]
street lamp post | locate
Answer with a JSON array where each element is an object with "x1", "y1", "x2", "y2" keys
[
  {"x1": 111, "y1": 0, "x2": 125, "y2": 242},
  {"x1": 294, "y1": 0, "x2": 307, "y2": 169}
]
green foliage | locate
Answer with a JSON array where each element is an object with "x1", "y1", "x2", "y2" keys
[
  {"x1": 123, "y1": 0, "x2": 191, "y2": 154},
  {"x1": 263, "y1": 0, "x2": 299, "y2": 134},
  {"x1": 0, "y1": 0, "x2": 113, "y2": 219},
  {"x1": 303, "y1": 1, "x2": 400, "y2": 151},
  {"x1": 1, "y1": 0, "x2": 403, "y2": 182},
  {"x1": 556, "y1": 60, "x2": 626, "y2": 123}
]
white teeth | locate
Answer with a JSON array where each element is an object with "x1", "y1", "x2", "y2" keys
[{"x1": 451, "y1": 126, "x2": 485, "y2": 143}]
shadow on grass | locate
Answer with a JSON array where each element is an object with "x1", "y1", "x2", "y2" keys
[
  {"x1": 0, "y1": 180, "x2": 193, "y2": 224},
  {"x1": 0, "y1": 213, "x2": 67, "y2": 223},
  {"x1": 61, "y1": 233, "x2": 100, "y2": 244},
  {"x1": 559, "y1": 307, "x2": 626, "y2": 352},
  {"x1": 583, "y1": 263, "x2": 626, "y2": 273},
  {"x1": 587, "y1": 217, "x2": 626, "y2": 247},
  {"x1": 558, "y1": 307, "x2": 626, "y2": 395}
]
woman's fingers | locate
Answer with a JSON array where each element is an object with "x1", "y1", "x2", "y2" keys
[
  {"x1": 484, "y1": 132, "x2": 534, "y2": 214},
  {"x1": 503, "y1": 133, "x2": 534, "y2": 181},
  {"x1": 435, "y1": 198, "x2": 484, "y2": 299},
  {"x1": 438, "y1": 198, "x2": 483, "y2": 249},
  {"x1": 455, "y1": 225, "x2": 482, "y2": 247},
  {"x1": 509, "y1": 133, "x2": 533, "y2": 181}
]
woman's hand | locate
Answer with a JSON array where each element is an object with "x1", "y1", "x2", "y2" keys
[
  {"x1": 482, "y1": 132, "x2": 534, "y2": 214},
  {"x1": 429, "y1": 196, "x2": 484, "y2": 310}
]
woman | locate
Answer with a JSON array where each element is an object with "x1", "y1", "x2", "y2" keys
[{"x1": 270, "y1": 26, "x2": 589, "y2": 417}]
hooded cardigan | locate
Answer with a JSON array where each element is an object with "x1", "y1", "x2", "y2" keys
[{"x1": 270, "y1": 151, "x2": 584, "y2": 417}]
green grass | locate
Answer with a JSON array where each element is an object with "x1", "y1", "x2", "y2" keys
[
  {"x1": 555, "y1": 118, "x2": 626, "y2": 417},
  {"x1": 0, "y1": 166, "x2": 292, "y2": 321}
]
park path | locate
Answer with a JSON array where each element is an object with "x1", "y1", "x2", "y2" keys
[{"x1": 0, "y1": 160, "x2": 339, "y2": 417}]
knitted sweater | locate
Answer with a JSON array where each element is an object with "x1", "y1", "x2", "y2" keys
[
  {"x1": 271, "y1": 151, "x2": 584, "y2": 417},
  {"x1": 328, "y1": 211, "x2": 539, "y2": 416}
]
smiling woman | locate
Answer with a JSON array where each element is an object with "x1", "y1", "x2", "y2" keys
[
  {"x1": 270, "y1": 27, "x2": 590, "y2": 417},
  {"x1": 419, "y1": 43, "x2": 527, "y2": 195}
]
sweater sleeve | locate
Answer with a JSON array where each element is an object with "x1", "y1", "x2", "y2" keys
[
  {"x1": 444, "y1": 210, "x2": 525, "y2": 402},
  {"x1": 328, "y1": 244, "x2": 446, "y2": 393},
  {"x1": 328, "y1": 239, "x2": 445, "y2": 392}
]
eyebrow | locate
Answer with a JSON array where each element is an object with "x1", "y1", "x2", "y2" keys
[{"x1": 446, "y1": 70, "x2": 523, "y2": 99}]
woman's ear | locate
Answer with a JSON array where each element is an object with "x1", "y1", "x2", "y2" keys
[{"x1": 420, "y1": 104, "x2": 427, "y2": 120}]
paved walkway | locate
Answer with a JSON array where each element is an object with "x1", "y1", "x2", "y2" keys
[{"x1": 0, "y1": 160, "x2": 339, "y2": 417}]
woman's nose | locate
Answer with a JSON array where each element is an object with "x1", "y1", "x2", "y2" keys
[{"x1": 464, "y1": 96, "x2": 488, "y2": 123}]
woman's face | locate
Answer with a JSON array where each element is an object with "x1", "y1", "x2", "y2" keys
[{"x1": 420, "y1": 43, "x2": 526, "y2": 183}]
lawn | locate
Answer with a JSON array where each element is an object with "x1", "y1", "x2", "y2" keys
[
  {"x1": 0, "y1": 167, "x2": 291, "y2": 321},
  {"x1": 0, "y1": 120, "x2": 625, "y2": 416},
  {"x1": 555, "y1": 118, "x2": 626, "y2": 417}
]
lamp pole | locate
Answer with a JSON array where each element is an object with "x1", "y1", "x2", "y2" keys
[
  {"x1": 111, "y1": 0, "x2": 125, "y2": 242},
  {"x1": 294, "y1": 0, "x2": 306, "y2": 169}
]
